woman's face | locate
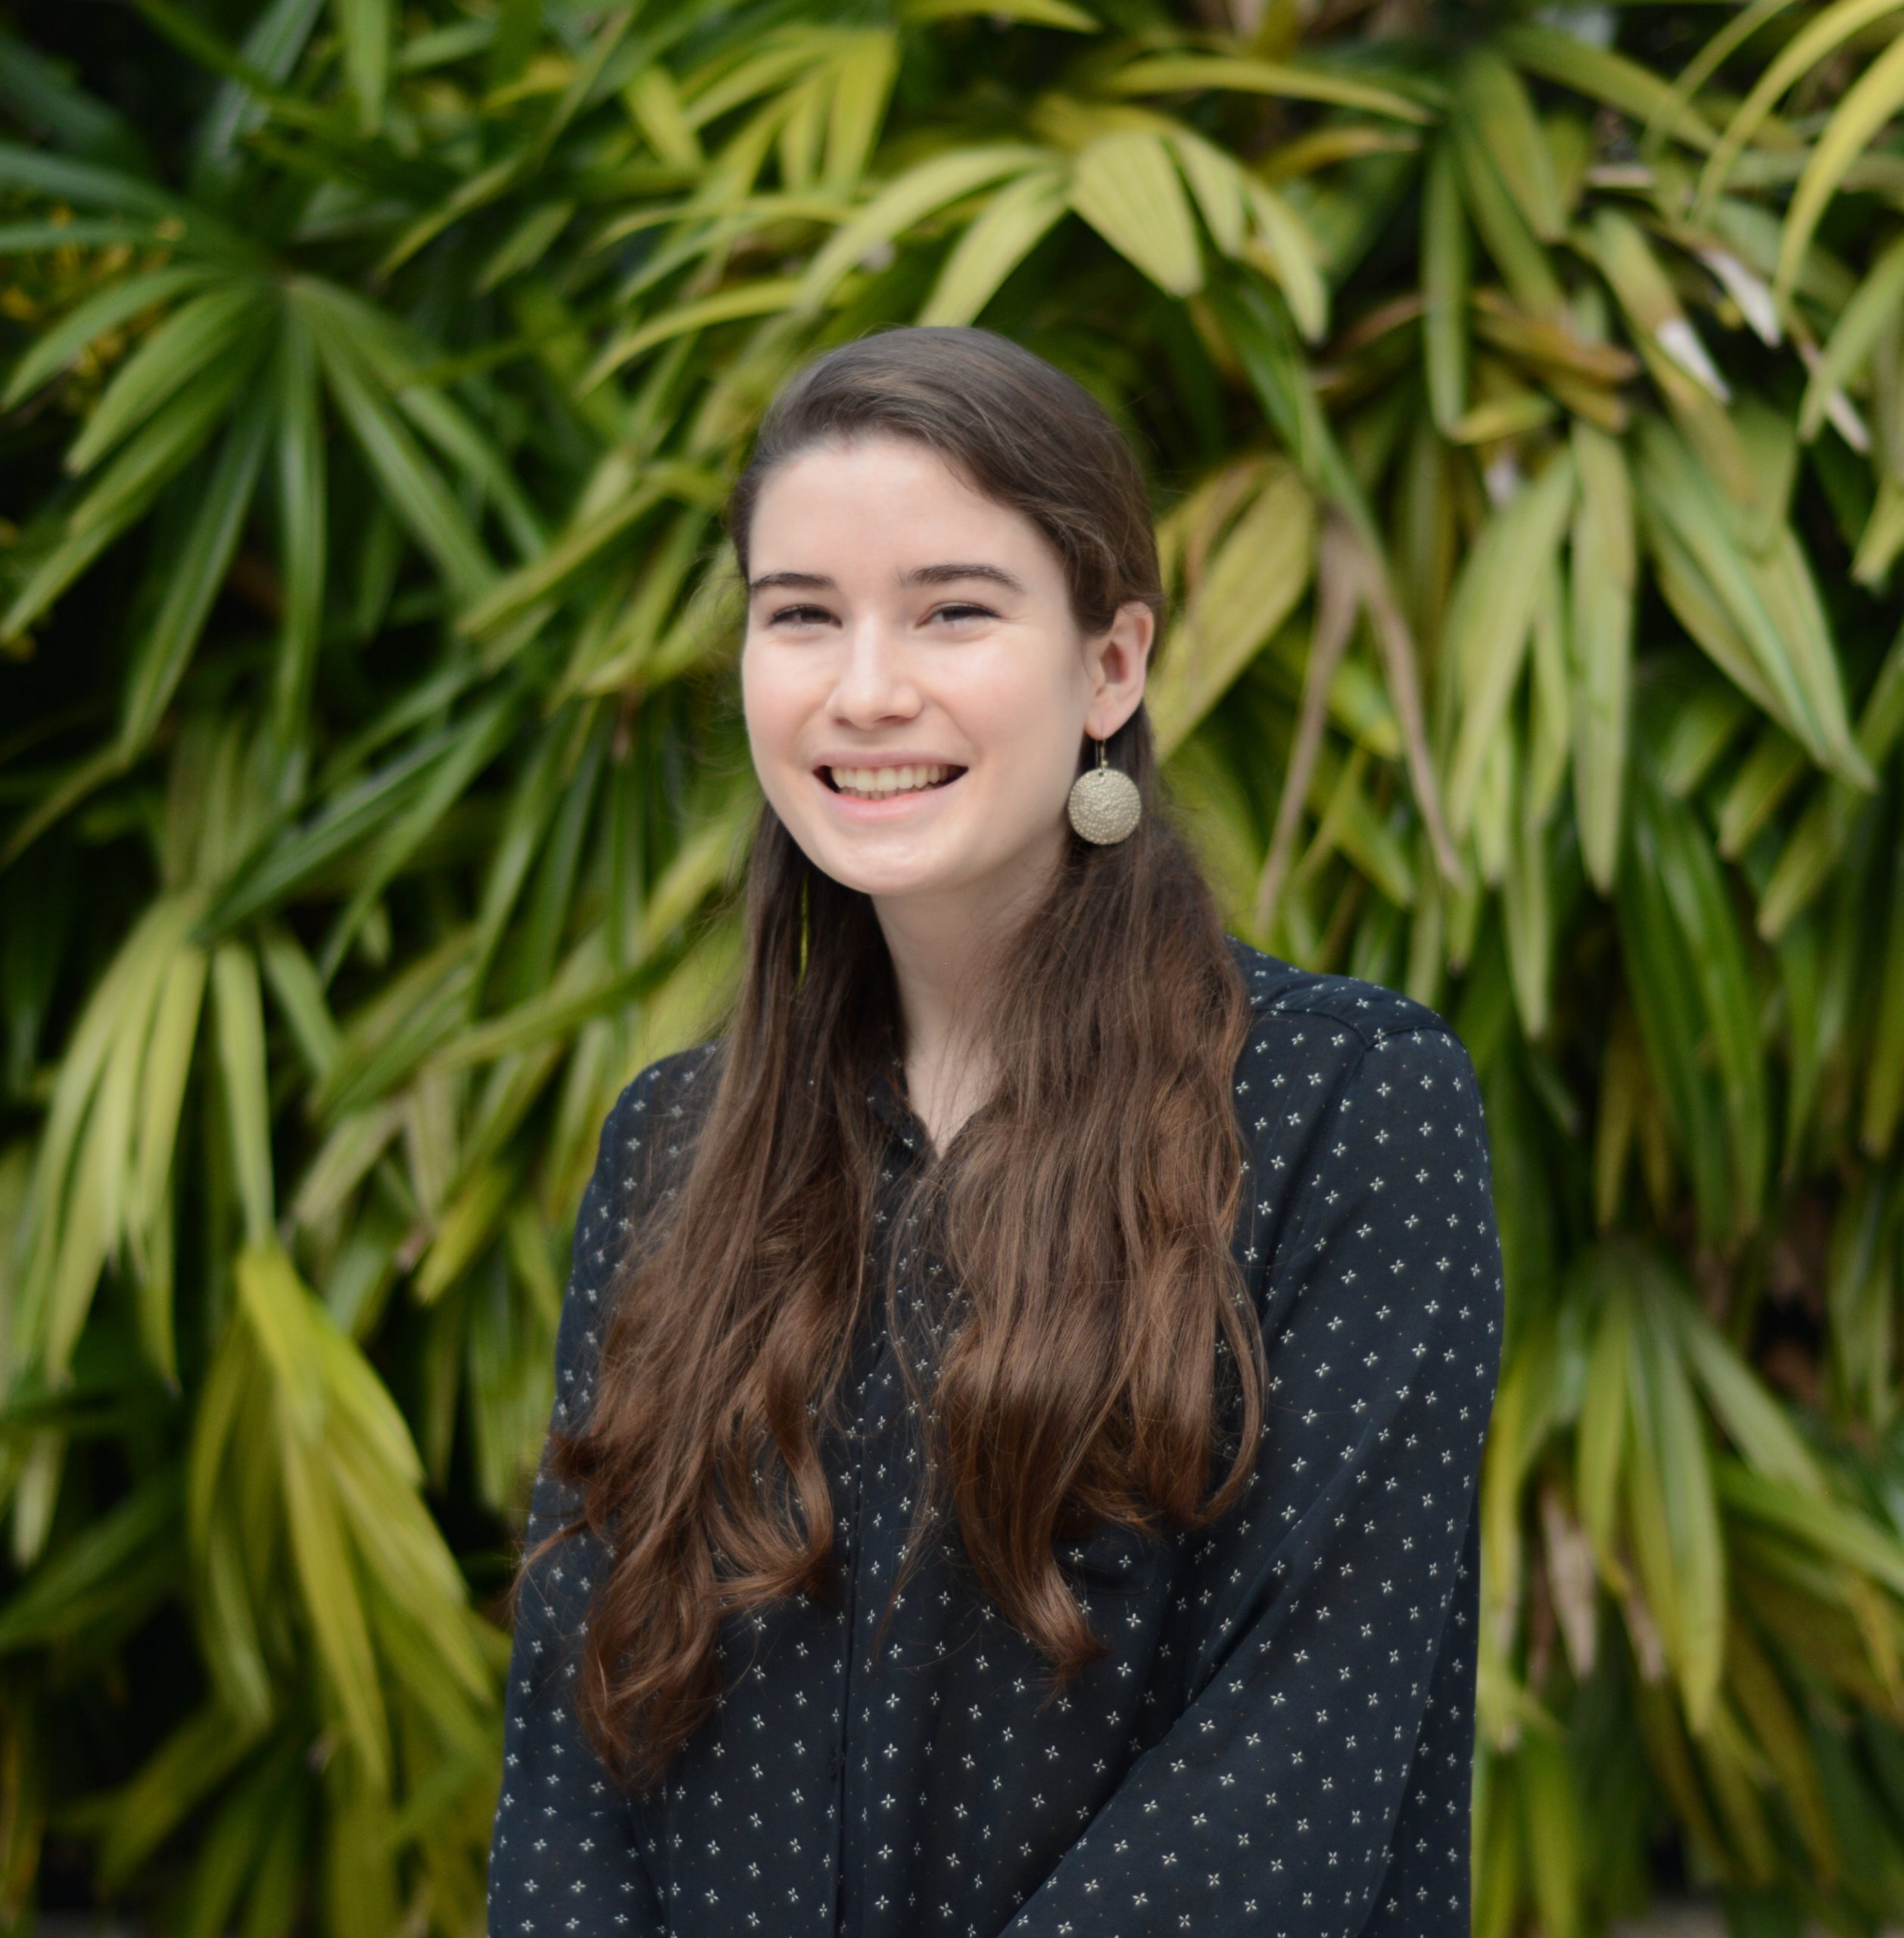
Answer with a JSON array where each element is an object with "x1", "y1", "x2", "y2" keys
[{"x1": 740, "y1": 435, "x2": 1151, "y2": 909}]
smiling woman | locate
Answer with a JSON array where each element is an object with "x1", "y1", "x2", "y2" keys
[
  {"x1": 740, "y1": 428, "x2": 1155, "y2": 1143},
  {"x1": 487, "y1": 328, "x2": 1503, "y2": 1938}
]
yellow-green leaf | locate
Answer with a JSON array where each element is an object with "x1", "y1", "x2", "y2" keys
[
  {"x1": 1569, "y1": 422, "x2": 1634, "y2": 893},
  {"x1": 1444, "y1": 454, "x2": 1577, "y2": 839},
  {"x1": 1103, "y1": 54, "x2": 1430, "y2": 123},
  {"x1": 798, "y1": 145, "x2": 1047, "y2": 309},
  {"x1": 1695, "y1": 0, "x2": 1904, "y2": 218},
  {"x1": 1422, "y1": 140, "x2": 1468, "y2": 435},
  {"x1": 1458, "y1": 49, "x2": 1563, "y2": 242},
  {"x1": 917, "y1": 167, "x2": 1069, "y2": 327},
  {"x1": 1776, "y1": 30, "x2": 1904, "y2": 309},
  {"x1": 1244, "y1": 178, "x2": 1326, "y2": 341},
  {"x1": 1800, "y1": 233, "x2": 1904, "y2": 441},
  {"x1": 902, "y1": 0, "x2": 1098, "y2": 27},
  {"x1": 1069, "y1": 130, "x2": 1203, "y2": 298},
  {"x1": 1150, "y1": 462, "x2": 1313, "y2": 752}
]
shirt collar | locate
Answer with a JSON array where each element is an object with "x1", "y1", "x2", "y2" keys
[{"x1": 866, "y1": 1062, "x2": 929, "y2": 1161}]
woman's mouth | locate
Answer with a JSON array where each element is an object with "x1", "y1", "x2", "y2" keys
[{"x1": 822, "y1": 763, "x2": 964, "y2": 799}]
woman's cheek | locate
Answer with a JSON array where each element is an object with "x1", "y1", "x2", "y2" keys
[
  {"x1": 977, "y1": 668, "x2": 1082, "y2": 796},
  {"x1": 740, "y1": 650, "x2": 799, "y2": 774}
]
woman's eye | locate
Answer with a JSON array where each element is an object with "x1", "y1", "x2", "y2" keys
[
  {"x1": 930, "y1": 603, "x2": 995, "y2": 625},
  {"x1": 770, "y1": 604, "x2": 835, "y2": 627}
]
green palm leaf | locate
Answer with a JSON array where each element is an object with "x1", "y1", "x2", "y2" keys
[{"x1": 7, "y1": 2, "x2": 1904, "y2": 1927}]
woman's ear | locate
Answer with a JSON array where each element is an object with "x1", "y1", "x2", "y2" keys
[{"x1": 1083, "y1": 600, "x2": 1155, "y2": 740}]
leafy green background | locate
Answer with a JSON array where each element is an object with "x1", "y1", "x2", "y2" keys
[{"x1": 4, "y1": 0, "x2": 1904, "y2": 1930}]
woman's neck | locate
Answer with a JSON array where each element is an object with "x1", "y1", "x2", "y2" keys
[{"x1": 872, "y1": 850, "x2": 1055, "y2": 1155}]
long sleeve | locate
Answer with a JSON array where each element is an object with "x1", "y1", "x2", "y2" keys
[
  {"x1": 1002, "y1": 1020, "x2": 1503, "y2": 1938},
  {"x1": 488, "y1": 1067, "x2": 668, "y2": 1938}
]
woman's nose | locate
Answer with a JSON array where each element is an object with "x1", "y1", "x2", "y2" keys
[{"x1": 827, "y1": 621, "x2": 921, "y2": 724}]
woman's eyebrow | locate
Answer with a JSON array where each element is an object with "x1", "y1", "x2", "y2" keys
[
  {"x1": 749, "y1": 569, "x2": 836, "y2": 594},
  {"x1": 748, "y1": 562, "x2": 1027, "y2": 595},
  {"x1": 902, "y1": 562, "x2": 1026, "y2": 592}
]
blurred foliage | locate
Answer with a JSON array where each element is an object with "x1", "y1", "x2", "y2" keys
[{"x1": 4, "y1": 0, "x2": 1904, "y2": 1930}]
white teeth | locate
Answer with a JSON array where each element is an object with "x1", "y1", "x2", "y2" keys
[{"x1": 828, "y1": 764, "x2": 953, "y2": 798}]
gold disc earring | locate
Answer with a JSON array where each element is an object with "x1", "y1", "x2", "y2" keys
[{"x1": 1066, "y1": 737, "x2": 1142, "y2": 845}]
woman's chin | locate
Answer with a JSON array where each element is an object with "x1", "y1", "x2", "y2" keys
[
  {"x1": 785, "y1": 825, "x2": 972, "y2": 903},
  {"x1": 807, "y1": 834, "x2": 1068, "y2": 916},
  {"x1": 809, "y1": 852, "x2": 963, "y2": 902}
]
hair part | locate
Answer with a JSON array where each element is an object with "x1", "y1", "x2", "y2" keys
[{"x1": 548, "y1": 327, "x2": 1261, "y2": 1790}]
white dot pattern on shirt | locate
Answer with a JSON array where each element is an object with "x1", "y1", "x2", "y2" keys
[{"x1": 488, "y1": 941, "x2": 1503, "y2": 1937}]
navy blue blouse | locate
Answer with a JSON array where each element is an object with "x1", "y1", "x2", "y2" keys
[{"x1": 489, "y1": 942, "x2": 1503, "y2": 1937}]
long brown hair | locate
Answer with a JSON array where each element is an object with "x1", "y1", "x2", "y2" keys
[{"x1": 549, "y1": 327, "x2": 1262, "y2": 1789}]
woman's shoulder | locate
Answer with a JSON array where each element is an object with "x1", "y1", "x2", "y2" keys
[
  {"x1": 578, "y1": 1039, "x2": 724, "y2": 1225},
  {"x1": 609, "y1": 1038, "x2": 723, "y2": 1139},
  {"x1": 1221, "y1": 939, "x2": 1498, "y2": 1328},
  {"x1": 1220, "y1": 936, "x2": 1488, "y2": 1194},
  {"x1": 1224, "y1": 934, "x2": 1460, "y2": 1063}
]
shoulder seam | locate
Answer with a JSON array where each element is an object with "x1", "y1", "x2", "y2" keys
[{"x1": 1247, "y1": 995, "x2": 1455, "y2": 1052}]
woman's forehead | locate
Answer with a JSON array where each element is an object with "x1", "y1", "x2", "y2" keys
[{"x1": 746, "y1": 438, "x2": 1066, "y2": 583}]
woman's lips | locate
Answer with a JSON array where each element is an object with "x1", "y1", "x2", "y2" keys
[
  {"x1": 825, "y1": 762, "x2": 961, "y2": 799},
  {"x1": 813, "y1": 764, "x2": 967, "y2": 816}
]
